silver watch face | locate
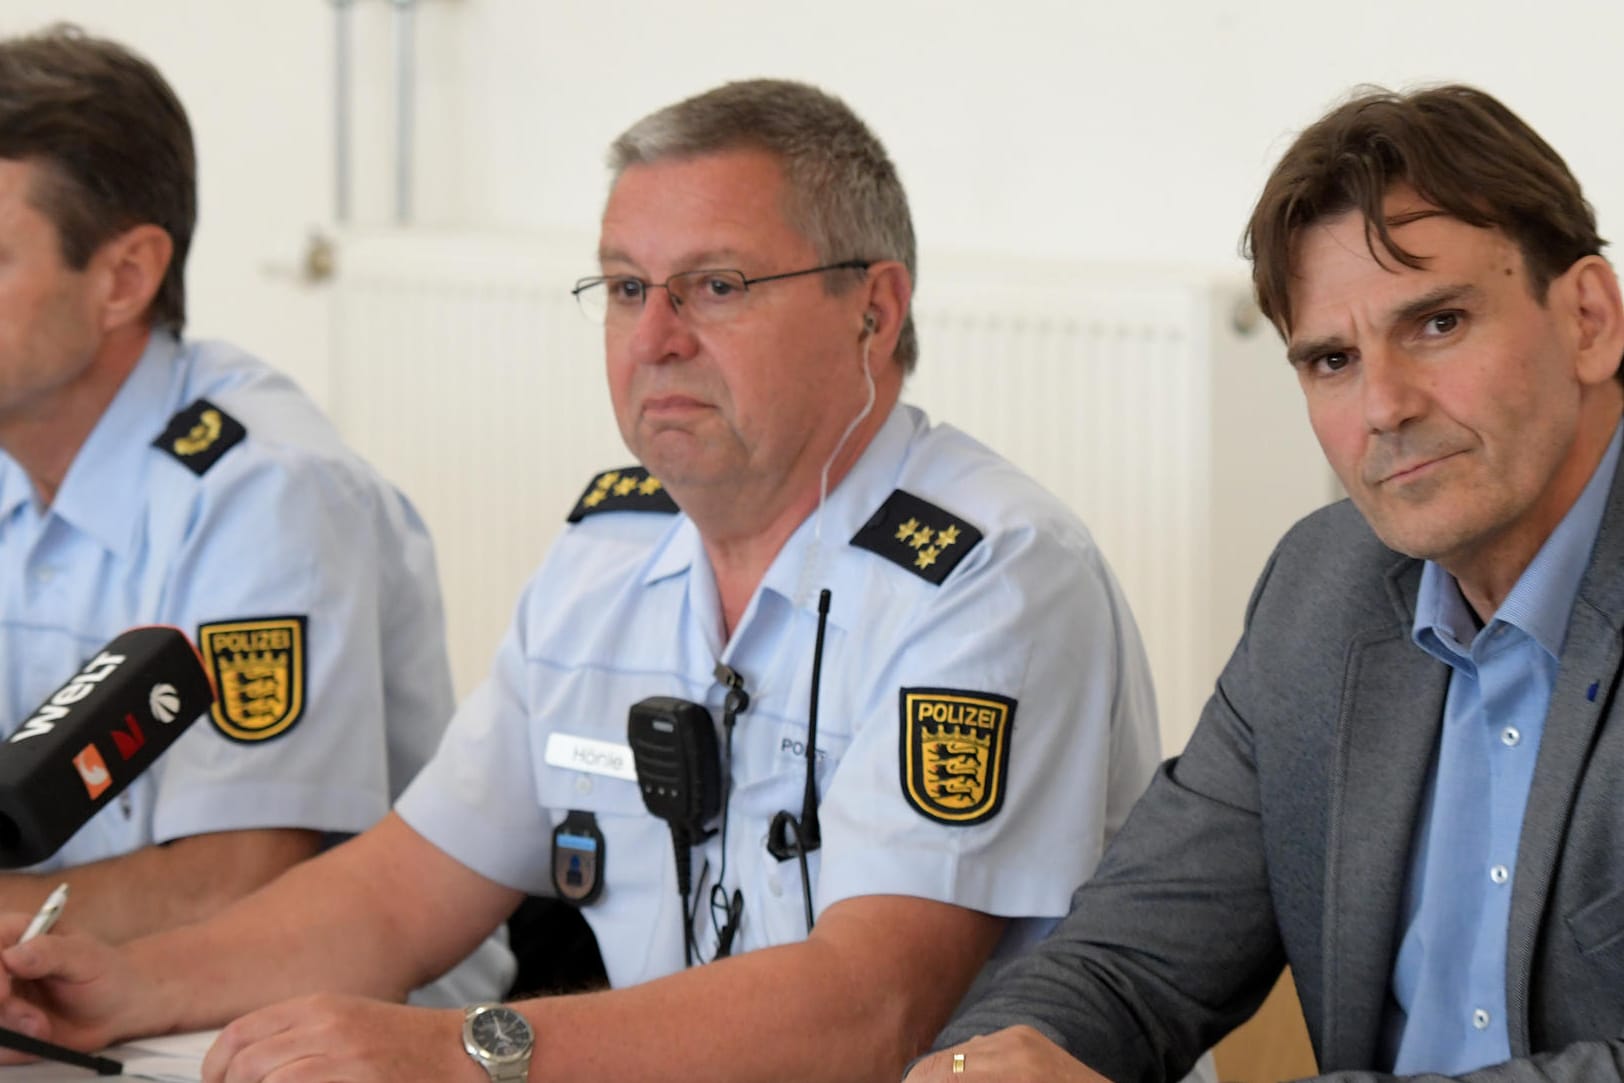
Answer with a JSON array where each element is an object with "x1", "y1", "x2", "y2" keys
[{"x1": 470, "y1": 1006, "x2": 532, "y2": 1060}]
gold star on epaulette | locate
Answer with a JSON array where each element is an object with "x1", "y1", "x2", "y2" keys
[
  {"x1": 851, "y1": 490, "x2": 985, "y2": 585},
  {"x1": 567, "y1": 465, "x2": 680, "y2": 523}
]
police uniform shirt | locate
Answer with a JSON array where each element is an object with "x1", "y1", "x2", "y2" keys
[
  {"x1": 397, "y1": 401, "x2": 1162, "y2": 987},
  {"x1": 0, "y1": 331, "x2": 522, "y2": 1003}
]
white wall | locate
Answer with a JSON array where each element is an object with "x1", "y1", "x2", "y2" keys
[
  {"x1": 1, "y1": 0, "x2": 1610, "y2": 725},
  {"x1": 439, "y1": 0, "x2": 1623, "y2": 270},
  {"x1": 10, "y1": 0, "x2": 1620, "y2": 352}
]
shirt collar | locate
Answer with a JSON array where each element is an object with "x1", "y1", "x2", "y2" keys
[
  {"x1": 641, "y1": 402, "x2": 920, "y2": 630},
  {"x1": 49, "y1": 330, "x2": 182, "y2": 556},
  {"x1": 0, "y1": 456, "x2": 28, "y2": 536},
  {"x1": 1413, "y1": 419, "x2": 1623, "y2": 662}
]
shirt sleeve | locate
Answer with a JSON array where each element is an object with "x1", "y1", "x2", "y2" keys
[
  {"x1": 148, "y1": 445, "x2": 422, "y2": 841},
  {"x1": 395, "y1": 581, "x2": 555, "y2": 892},
  {"x1": 814, "y1": 514, "x2": 1162, "y2": 921}
]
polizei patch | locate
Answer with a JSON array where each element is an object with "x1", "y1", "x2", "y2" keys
[
  {"x1": 899, "y1": 687, "x2": 1015, "y2": 825},
  {"x1": 198, "y1": 617, "x2": 307, "y2": 742}
]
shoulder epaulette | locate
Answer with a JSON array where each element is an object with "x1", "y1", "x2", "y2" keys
[
  {"x1": 567, "y1": 466, "x2": 679, "y2": 522},
  {"x1": 153, "y1": 398, "x2": 247, "y2": 477},
  {"x1": 850, "y1": 489, "x2": 984, "y2": 585}
]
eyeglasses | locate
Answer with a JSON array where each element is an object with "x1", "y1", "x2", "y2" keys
[{"x1": 571, "y1": 260, "x2": 871, "y2": 326}]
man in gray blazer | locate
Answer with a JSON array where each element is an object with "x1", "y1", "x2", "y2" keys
[{"x1": 907, "y1": 85, "x2": 1624, "y2": 1082}]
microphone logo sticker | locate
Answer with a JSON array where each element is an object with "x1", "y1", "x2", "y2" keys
[
  {"x1": 10, "y1": 650, "x2": 126, "y2": 743},
  {"x1": 112, "y1": 715, "x2": 146, "y2": 761},
  {"x1": 73, "y1": 744, "x2": 112, "y2": 800},
  {"x1": 149, "y1": 683, "x2": 181, "y2": 723}
]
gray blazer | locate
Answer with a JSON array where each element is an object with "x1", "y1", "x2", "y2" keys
[{"x1": 937, "y1": 475, "x2": 1624, "y2": 1082}]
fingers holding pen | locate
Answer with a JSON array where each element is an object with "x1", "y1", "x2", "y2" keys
[
  {"x1": 0, "y1": 923, "x2": 140, "y2": 1054},
  {"x1": 0, "y1": 911, "x2": 60, "y2": 1059},
  {"x1": 0, "y1": 880, "x2": 72, "y2": 998}
]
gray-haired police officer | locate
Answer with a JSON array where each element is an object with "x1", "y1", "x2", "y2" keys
[{"x1": 0, "y1": 78, "x2": 1197, "y2": 1083}]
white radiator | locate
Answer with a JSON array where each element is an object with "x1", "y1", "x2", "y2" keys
[{"x1": 329, "y1": 232, "x2": 1332, "y2": 752}]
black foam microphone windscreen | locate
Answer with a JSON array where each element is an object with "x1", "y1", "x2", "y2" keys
[{"x1": 0, "y1": 626, "x2": 215, "y2": 867}]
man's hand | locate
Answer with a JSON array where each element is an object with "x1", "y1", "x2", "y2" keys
[
  {"x1": 0, "y1": 913, "x2": 150, "y2": 1056},
  {"x1": 201, "y1": 995, "x2": 473, "y2": 1083},
  {"x1": 905, "y1": 1026, "x2": 1112, "y2": 1083}
]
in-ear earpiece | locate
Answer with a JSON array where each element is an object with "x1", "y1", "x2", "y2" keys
[{"x1": 862, "y1": 311, "x2": 878, "y2": 335}]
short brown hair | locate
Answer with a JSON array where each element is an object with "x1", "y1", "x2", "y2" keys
[
  {"x1": 610, "y1": 79, "x2": 920, "y2": 372},
  {"x1": 1246, "y1": 84, "x2": 1604, "y2": 335},
  {"x1": 0, "y1": 25, "x2": 195, "y2": 332}
]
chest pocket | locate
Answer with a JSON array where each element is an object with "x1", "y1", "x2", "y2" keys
[
  {"x1": 708, "y1": 711, "x2": 856, "y2": 951},
  {"x1": 727, "y1": 712, "x2": 852, "y2": 816}
]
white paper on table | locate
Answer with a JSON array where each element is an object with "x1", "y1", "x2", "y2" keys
[
  {"x1": 118, "y1": 1058, "x2": 204, "y2": 1083},
  {"x1": 0, "y1": 1031, "x2": 218, "y2": 1081},
  {"x1": 114, "y1": 1031, "x2": 218, "y2": 1082}
]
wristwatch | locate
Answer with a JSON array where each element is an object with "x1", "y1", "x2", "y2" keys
[{"x1": 462, "y1": 1002, "x2": 535, "y2": 1082}]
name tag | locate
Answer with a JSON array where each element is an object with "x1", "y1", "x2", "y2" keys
[{"x1": 544, "y1": 733, "x2": 638, "y2": 781}]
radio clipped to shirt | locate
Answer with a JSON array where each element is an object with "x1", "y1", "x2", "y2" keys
[{"x1": 619, "y1": 589, "x2": 836, "y2": 966}]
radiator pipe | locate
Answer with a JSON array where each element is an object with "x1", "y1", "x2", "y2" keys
[
  {"x1": 391, "y1": 0, "x2": 416, "y2": 225},
  {"x1": 331, "y1": 0, "x2": 353, "y2": 224}
]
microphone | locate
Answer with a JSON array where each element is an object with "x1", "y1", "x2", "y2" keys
[{"x1": 0, "y1": 627, "x2": 215, "y2": 868}]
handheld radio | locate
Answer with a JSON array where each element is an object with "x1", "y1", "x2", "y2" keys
[{"x1": 627, "y1": 696, "x2": 722, "y2": 965}]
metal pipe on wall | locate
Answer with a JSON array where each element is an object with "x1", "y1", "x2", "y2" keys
[
  {"x1": 331, "y1": 0, "x2": 353, "y2": 224},
  {"x1": 391, "y1": 0, "x2": 417, "y2": 225}
]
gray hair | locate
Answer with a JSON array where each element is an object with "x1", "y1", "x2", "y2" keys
[{"x1": 609, "y1": 79, "x2": 919, "y2": 372}]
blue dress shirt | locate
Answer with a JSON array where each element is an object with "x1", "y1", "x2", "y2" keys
[{"x1": 1388, "y1": 423, "x2": 1624, "y2": 1073}]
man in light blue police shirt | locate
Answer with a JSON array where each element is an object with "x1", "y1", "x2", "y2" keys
[
  {"x1": 0, "y1": 27, "x2": 508, "y2": 1002},
  {"x1": 0, "y1": 78, "x2": 1198, "y2": 1083}
]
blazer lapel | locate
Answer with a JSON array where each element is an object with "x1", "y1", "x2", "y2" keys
[
  {"x1": 1321, "y1": 557, "x2": 1450, "y2": 1070},
  {"x1": 1503, "y1": 465, "x2": 1624, "y2": 1052}
]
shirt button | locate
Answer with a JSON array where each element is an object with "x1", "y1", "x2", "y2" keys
[
  {"x1": 1490, "y1": 864, "x2": 1509, "y2": 885},
  {"x1": 1473, "y1": 1008, "x2": 1491, "y2": 1030},
  {"x1": 1501, "y1": 726, "x2": 1521, "y2": 747},
  {"x1": 31, "y1": 566, "x2": 56, "y2": 584},
  {"x1": 574, "y1": 775, "x2": 593, "y2": 795},
  {"x1": 767, "y1": 872, "x2": 784, "y2": 898}
]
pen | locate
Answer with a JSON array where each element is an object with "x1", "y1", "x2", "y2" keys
[
  {"x1": 0, "y1": 1023, "x2": 121, "y2": 1075},
  {"x1": 19, "y1": 882, "x2": 67, "y2": 943}
]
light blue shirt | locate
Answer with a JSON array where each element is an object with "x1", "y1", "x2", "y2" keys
[
  {"x1": 400, "y1": 401, "x2": 1165, "y2": 987},
  {"x1": 0, "y1": 330, "x2": 509, "y2": 1003},
  {"x1": 1388, "y1": 422, "x2": 1623, "y2": 1074}
]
